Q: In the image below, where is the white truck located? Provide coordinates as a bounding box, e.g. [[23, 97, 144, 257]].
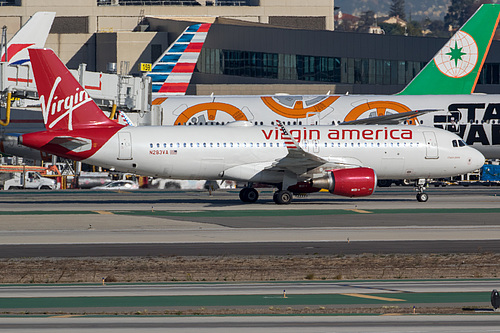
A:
[[4, 171, 56, 190]]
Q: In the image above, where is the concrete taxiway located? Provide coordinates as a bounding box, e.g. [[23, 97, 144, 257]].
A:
[[0, 187, 500, 256], [1, 280, 498, 298], [2, 315, 500, 333]]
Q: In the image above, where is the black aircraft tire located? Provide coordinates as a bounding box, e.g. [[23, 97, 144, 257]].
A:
[[274, 190, 293, 205], [239, 188, 250, 202], [416, 192, 429, 202], [239, 188, 258, 203]]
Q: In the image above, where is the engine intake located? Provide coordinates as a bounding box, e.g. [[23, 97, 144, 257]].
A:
[[311, 167, 376, 197]]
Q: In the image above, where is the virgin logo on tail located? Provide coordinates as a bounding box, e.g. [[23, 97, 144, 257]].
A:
[[41, 76, 94, 131]]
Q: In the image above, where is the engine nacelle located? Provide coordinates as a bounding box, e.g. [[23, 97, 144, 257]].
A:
[[310, 167, 376, 197]]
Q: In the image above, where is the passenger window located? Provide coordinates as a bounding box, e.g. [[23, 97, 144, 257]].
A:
[[150, 143, 153, 148]]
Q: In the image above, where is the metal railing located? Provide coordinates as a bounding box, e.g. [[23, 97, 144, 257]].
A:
[[97, 0, 257, 6], [98, 0, 202, 6]]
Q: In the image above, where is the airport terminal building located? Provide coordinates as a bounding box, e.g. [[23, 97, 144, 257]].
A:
[[0, 0, 499, 96]]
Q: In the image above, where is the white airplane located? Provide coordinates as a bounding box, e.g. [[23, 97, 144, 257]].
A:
[[0, 12, 55, 161], [19, 48, 485, 204], [153, 4, 500, 159], [1, 12, 56, 67]]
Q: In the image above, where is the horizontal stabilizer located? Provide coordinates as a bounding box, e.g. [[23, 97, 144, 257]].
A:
[[47, 136, 92, 153]]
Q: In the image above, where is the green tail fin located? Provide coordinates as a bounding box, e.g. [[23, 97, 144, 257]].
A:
[[399, 4, 500, 95]]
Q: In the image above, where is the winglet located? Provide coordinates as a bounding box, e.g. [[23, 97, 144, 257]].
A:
[[399, 4, 500, 95]]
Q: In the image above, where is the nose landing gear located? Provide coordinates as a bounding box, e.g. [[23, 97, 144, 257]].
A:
[[415, 179, 429, 202]]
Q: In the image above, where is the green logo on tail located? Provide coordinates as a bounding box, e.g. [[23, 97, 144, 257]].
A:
[[399, 4, 500, 95]]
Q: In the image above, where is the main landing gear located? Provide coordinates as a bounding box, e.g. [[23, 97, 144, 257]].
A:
[[239, 187, 259, 203], [273, 190, 293, 205], [238, 187, 294, 205], [415, 179, 429, 202]]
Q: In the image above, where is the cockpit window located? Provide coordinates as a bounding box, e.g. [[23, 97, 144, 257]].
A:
[[452, 139, 467, 147]]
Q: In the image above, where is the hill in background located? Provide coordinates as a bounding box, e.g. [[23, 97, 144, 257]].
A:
[[335, 0, 451, 20]]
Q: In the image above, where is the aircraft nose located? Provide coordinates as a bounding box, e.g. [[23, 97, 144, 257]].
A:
[[467, 147, 485, 171]]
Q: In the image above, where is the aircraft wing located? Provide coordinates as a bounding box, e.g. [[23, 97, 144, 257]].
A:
[[266, 120, 327, 174], [340, 109, 442, 125]]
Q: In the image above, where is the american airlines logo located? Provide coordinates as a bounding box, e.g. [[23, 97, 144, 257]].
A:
[[41, 76, 93, 131]]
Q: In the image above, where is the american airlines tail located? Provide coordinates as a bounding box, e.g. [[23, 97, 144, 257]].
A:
[[147, 23, 211, 103], [1, 12, 56, 66], [399, 4, 500, 95]]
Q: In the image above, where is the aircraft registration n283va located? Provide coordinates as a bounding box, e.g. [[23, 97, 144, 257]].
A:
[[20, 49, 485, 204]]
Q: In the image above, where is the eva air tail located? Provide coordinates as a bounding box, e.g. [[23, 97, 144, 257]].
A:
[[399, 4, 500, 95]]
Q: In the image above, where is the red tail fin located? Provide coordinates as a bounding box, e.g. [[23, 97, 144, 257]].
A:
[[28, 48, 121, 131]]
